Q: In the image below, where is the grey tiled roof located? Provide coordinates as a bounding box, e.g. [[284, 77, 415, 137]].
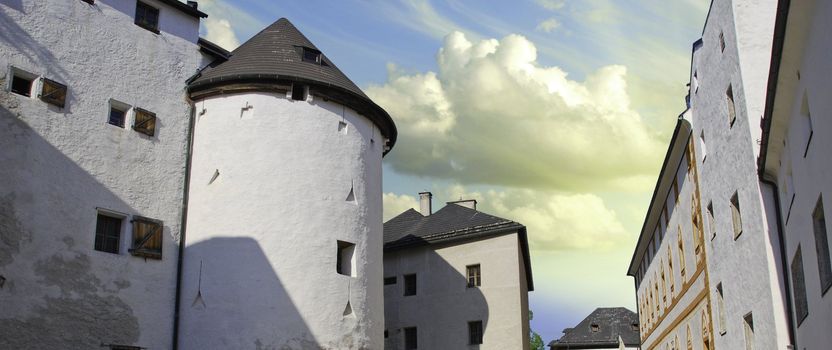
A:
[[549, 307, 640, 349], [383, 203, 534, 291], [187, 18, 397, 151]]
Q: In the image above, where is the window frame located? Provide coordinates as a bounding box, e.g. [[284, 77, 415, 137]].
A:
[[108, 99, 130, 128], [134, 1, 160, 33], [466, 264, 481, 288], [94, 210, 125, 255], [791, 245, 809, 325], [403, 273, 417, 296], [468, 320, 483, 345], [336, 240, 356, 277], [404, 326, 418, 350], [39, 77, 67, 108], [8, 67, 36, 97]]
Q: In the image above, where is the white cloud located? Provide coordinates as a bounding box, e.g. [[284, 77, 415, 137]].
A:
[[536, 18, 561, 33], [203, 17, 239, 51], [382, 192, 419, 221], [536, 0, 566, 11], [368, 32, 664, 191]]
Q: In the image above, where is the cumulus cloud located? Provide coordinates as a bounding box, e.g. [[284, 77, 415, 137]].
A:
[[368, 32, 665, 191], [536, 0, 566, 11], [382, 192, 419, 221], [536, 18, 561, 33], [203, 17, 239, 51]]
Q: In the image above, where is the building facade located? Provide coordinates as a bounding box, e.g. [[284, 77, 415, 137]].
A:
[[0, 1, 396, 349], [549, 307, 640, 350], [383, 194, 533, 350], [758, 0, 832, 348]]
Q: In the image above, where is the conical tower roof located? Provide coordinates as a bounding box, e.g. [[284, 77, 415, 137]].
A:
[[188, 18, 396, 151]]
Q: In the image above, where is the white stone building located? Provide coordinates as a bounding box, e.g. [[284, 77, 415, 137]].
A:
[[758, 0, 832, 349], [0, 1, 396, 349], [382, 193, 533, 350]]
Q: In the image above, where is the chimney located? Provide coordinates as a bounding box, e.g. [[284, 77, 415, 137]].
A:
[[419, 192, 432, 216], [447, 199, 477, 210], [187, 1, 198, 9]]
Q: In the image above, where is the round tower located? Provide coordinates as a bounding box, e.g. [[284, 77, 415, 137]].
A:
[[178, 18, 396, 349]]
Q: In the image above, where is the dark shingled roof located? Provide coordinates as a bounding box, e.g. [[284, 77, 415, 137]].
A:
[[549, 307, 640, 349], [158, 0, 208, 18], [383, 203, 534, 291], [187, 18, 397, 152]]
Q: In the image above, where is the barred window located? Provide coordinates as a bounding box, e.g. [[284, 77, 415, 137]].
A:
[[133, 108, 156, 137], [129, 216, 162, 259], [94, 212, 123, 254], [468, 320, 483, 345]]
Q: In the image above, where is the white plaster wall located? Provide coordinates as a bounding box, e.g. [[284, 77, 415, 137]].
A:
[[0, 1, 200, 349], [383, 232, 529, 350], [771, 1, 832, 348], [180, 91, 384, 349], [690, 0, 790, 349]]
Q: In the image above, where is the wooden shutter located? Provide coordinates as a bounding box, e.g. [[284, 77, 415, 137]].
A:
[[130, 216, 162, 259], [133, 108, 157, 137], [40, 78, 67, 108]]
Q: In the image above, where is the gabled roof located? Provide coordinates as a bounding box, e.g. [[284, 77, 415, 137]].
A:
[[549, 307, 640, 349], [383, 204, 534, 291], [187, 18, 397, 152]]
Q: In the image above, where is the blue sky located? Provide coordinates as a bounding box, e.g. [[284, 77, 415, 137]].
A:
[[197, 0, 709, 343]]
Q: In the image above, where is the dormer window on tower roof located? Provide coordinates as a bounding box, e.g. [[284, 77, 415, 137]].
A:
[[302, 47, 321, 63]]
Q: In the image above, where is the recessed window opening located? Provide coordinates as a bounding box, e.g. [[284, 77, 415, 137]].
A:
[[302, 47, 322, 64], [813, 196, 831, 293], [468, 320, 483, 345], [590, 323, 600, 332], [466, 264, 481, 288], [336, 240, 356, 277], [108, 100, 130, 128], [135, 1, 160, 33], [707, 202, 716, 240], [726, 85, 736, 127], [384, 276, 397, 285], [716, 283, 726, 335], [700, 131, 707, 162], [731, 192, 743, 239], [693, 70, 699, 93], [403, 273, 417, 296], [791, 245, 808, 325], [10, 68, 35, 97], [743, 312, 754, 350], [291, 84, 306, 101], [404, 327, 417, 350], [94, 211, 123, 254]]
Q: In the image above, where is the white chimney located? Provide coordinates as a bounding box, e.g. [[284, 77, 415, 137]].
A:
[[448, 199, 477, 210], [419, 192, 432, 216]]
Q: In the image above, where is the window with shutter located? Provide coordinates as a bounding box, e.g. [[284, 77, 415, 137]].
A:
[[39, 78, 67, 108], [133, 108, 157, 137], [791, 246, 808, 325], [94, 212, 123, 254], [813, 196, 832, 294], [731, 192, 742, 239], [129, 216, 162, 259]]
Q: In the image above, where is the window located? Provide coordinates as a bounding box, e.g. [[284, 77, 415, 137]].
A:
[[631, 323, 639, 331], [404, 274, 416, 296], [135, 1, 160, 33], [686, 324, 693, 350], [661, 263, 667, 304], [404, 327, 417, 350], [678, 226, 687, 281], [467, 264, 481, 287], [590, 323, 600, 332], [384, 330, 389, 338], [813, 196, 831, 293], [132, 108, 156, 137], [38, 78, 67, 108], [9, 68, 35, 97], [129, 216, 162, 259], [692, 196, 703, 258], [719, 32, 725, 52], [731, 192, 743, 239], [336, 240, 356, 277], [743, 313, 754, 350], [668, 248, 675, 297], [702, 310, 711, 350], [726, 85, 736, 127], [707, 202, 716, 240], [791, 246, 809, 325], [384, 276, 397, 285], [699, 131, 707, 162], [291, 84, 306, 101], [716, 283, 726, 335], [468, 321, 483, 345], [94, 212, 122, 254], [302, 47, 322, 63], [108, 100, 129, 128], [81, 0, 95, 4], [800, 92, 813, 157]]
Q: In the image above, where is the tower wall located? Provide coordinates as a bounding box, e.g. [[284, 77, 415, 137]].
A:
[[180, 90, 384, 349]]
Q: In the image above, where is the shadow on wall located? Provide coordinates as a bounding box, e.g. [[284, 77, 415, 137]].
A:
[[179, 237, 317, 349], [385, 239, 490, 350], [0, 7, 71, 83], [0, 104, 146, 348]]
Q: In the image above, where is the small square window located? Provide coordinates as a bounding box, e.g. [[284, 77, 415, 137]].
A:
[[466, 264, 481, 288], [10, 69, 35, 97], [135, 1, 160, 33], [129, 216, 163, 259], [108, 100, 129, 128], [404, 274, 417, 296], [384, 276, 397, 285], [468, 320, 483, 345], [95, 212, 123, 254], [133, 108, 156, 137], [404, 327, 417, 350], [336, 240, 356, 277], [291, 84, 306, 101]]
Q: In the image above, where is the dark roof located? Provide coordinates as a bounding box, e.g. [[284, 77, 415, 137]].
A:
[[187, 18, 396, 152], [383, 204, 534, 291], [197, 37, 231, 61], [549, 308, 640, 349], [158, 0, 208, 18]]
